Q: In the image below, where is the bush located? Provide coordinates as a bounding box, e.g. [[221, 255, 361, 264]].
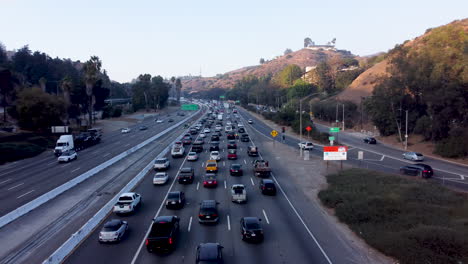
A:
[[434, 127, 468, 158], [0, 142, 46, 164], [319, 168, 468, 264]]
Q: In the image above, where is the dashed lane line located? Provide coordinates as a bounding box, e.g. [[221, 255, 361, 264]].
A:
[[8, 182, 24, 190], [17, 190, 34, 199], [262, 209, 270, 224]]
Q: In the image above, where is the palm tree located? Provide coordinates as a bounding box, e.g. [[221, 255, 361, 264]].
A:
[[60, 76, 72, 123], [83, 56, 102, 126], [170, 76, 176, 99], [175, 78, 182, 102]]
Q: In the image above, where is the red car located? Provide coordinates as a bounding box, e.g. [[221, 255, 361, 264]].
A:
[[203, 174, 218, 188], [227, 149, 237, 160], [227, 140, 237, 149]]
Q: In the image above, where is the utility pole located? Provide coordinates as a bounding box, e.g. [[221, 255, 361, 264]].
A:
[[342, 104, 345, 131], [405, 110, 408, 150], [335, 103, 338, 124]]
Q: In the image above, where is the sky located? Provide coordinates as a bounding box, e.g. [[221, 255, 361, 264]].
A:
[[1, 0, 466, 83]]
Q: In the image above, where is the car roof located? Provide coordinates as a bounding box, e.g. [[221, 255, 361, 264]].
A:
[[104, 219, 123, 228], [243, 217, 260, 223], [155, 172, 167, 175], [198, 243, 221, 259], [156, 157, 167, 161], [262, 179, 274, 184], [200, 200, 217, 207], [154, 215, 175, 223]]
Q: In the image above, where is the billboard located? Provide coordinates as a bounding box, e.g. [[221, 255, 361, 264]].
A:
[[323, 146, 348, 161]]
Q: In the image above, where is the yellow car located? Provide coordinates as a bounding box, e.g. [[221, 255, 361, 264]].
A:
[[205, 160, 218, 173]]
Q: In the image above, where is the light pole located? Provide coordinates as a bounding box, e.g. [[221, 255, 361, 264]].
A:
[[342, 104, 345, 131], [405, 110, 408, 150]]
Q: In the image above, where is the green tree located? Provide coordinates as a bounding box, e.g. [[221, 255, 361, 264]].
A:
[[284, 48, 293, 55], [83, 56, 102, 125], [259, 58, 265, 64], [175, 78, 182, 102], [16, 87, 65, 131], [315, 62, 334, 94], [287, 79, 317, 99], [274, 64, 303, 88], [0, 69, 16, 122]]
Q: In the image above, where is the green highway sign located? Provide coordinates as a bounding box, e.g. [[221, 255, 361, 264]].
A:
[[329, 136, 335, 141], [330, 127, 340, 133], [181, 104, 199, 111], [219, 95, 225, 99]]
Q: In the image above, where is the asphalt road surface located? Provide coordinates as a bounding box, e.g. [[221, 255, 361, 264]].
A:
[[0, 109, 194, 217], [238, 108, 468, 191], [65, 113, 356, 264]]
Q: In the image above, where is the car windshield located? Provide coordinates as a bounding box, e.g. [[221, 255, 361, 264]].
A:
[[168, 193, 179, 199], [102, 222, 120, 232], [231, 164, 241, 169], [416, 153, 423, 156], [207, 162, 217, 167], [245, 221, 260, 230], [155, 159, 166, 164], [155, 173, 166, 178]]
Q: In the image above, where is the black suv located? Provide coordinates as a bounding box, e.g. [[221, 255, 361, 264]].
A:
[[210, 143, 220, 152], [146, 216, 180, 253], [399, 164, 433, 178], [240, 217, 264, 242], [198, 200, 219, 224], [238, 127, 245, 133], [260, 179, 277, 195], [166, 191, 185, 209], [241, 134, 250, 142], [178, 168, 194, 184], [363, 137, 377, 144], [227, 132, 236, 140], [196, 243, 223, 264]]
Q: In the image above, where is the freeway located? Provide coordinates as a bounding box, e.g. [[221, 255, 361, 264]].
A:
[[64, 111, 365, 264], [238, 108, 468, 191], [0, 109, 194, 217]]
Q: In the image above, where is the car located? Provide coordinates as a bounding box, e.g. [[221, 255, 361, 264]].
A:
[[190, 128, 198, 135], [196, 243, 224, 264], [230, 164, 243, 176], [210, 135, 220, 142], [248, 119, 253, 124], [224, 126, 232, 133], [298, 142, 314, 150], [57, 150, 78, 163], [403, 152, 424, 161], [215, 125, 222, 132], [187, 152, 198, 161], [98, 219, 128, 243], [121, 127, 131, 133], [155, 119, 163, 123], [259, 179, 276, 195], [113, 192, 142, 214], [227, 132, 236, 140], [400, 164, 433, 178], [146, 216, 180, 253], [199, 133, 206, 138], [182, 136, 192, 145], [240, 217, 263, 242], [210, 143, 220, 152], [194, 138, 204, 144], [238, 127, 245, 133], [206, 160, 218, 173], [203, 128, 211, 133], [238, 123, 244, 128], [231, 184, 247, 203], [227, 149, 237, 160], [154, 157, 170, 170], [139, 125, 148, 130], [166, 191, 185, 209], [210, 151, 221, 161], [153, 172, 169, 185], [241, 134, 250, 142], [168, 119, 174, 122], [178, 167, 194, 184], [203, 174, 218, 188], [198, 200, 219, 224], [363, 137, 377, 144], [227, 140, 237, 149], [171, 145, 185, 158]]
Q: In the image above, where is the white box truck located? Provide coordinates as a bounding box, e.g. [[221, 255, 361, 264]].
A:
[[54, 135, 74, 156]]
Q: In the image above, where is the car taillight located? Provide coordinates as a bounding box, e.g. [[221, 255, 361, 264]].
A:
[[213, 181, 217, 184], [199, 214, 203, 217], [423, 170, 428, 172], [212, 214, 218, 217], [203, 181, 207, 184], [145, 239, 149, 245], [168, 238, 173, 244]]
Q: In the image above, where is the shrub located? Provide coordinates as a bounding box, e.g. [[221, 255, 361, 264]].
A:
[[0, 142, 46, 164]]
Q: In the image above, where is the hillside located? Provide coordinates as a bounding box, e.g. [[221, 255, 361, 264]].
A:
[[337, 18, 468, 104], [183, 48, 356, 93]]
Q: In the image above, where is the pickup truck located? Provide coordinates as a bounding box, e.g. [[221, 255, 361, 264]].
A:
[[231, 184, 247, 203], [146, 215, 180, 253], [253, 160, 271, 178], [298, 142, 314, 150], [247, 146, 259, 157], [113, 192, 142, 214]]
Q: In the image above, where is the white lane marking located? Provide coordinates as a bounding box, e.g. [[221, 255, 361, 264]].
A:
[[222, 149, 225, 152], [60, 163, 71, 168], [227, 215, 231, 231], [250, 177, 255, 186], [188, 216, 193, 232], [0, 178, 12, 185], [201, 162, 205, 167], [125, 143, 131, 147], [71, 167, 81, 173], [103, 153, 111, 158], [92, 150, 99, 154], [197, 182, 200, 190], [223, 161, 225, 166], [460, 175, 465, 180], [8, 182, 24, 190], [380, 155, 385, 161], [262, 209, 270, 224], [244, 159, 247, 164], [205, 149, 208, 153], [47, 161, 56, 166], [17, 190, 34, 199], [224, 180, 227, 189]]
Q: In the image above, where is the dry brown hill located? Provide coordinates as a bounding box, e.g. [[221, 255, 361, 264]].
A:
[[183, 48, 356, 93], [337, 18, 468, 104]]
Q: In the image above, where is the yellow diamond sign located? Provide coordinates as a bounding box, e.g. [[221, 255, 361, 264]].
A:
[[270, 130, 278, 137]]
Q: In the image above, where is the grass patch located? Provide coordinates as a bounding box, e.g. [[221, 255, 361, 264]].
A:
[[0, 133, 56, 164], [318, 168, 468, 264]]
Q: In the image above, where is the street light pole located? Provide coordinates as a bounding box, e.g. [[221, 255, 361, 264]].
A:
[[342, 104, 345, 131], [405, 110, 408, 150]]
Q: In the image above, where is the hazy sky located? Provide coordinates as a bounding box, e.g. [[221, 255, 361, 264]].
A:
[[1, 0, 466, 82]]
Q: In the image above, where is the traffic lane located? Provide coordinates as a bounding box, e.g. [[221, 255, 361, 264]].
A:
[[66, 114, 206, 264], [0, 112, 201, 216], [64, 141, 190, 264]]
